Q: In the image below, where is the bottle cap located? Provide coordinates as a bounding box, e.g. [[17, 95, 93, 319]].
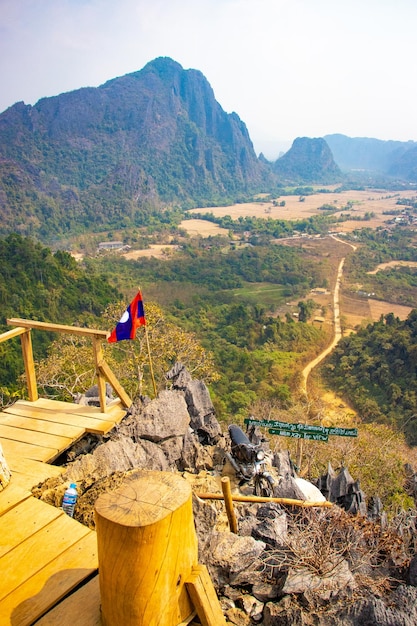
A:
[[69, 483, 77, 488]]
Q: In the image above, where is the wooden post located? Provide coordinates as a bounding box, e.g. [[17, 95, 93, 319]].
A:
[[92, 335, 107, 413], [221, 476, 238, 533], [185, 565, 227, 626], [95, 471, 198, 626], [96, 358, 132, 408], [20, 329, 38, 401], [0, 442, 11, 491]]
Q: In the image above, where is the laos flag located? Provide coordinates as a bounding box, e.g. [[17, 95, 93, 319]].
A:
[[107, 291, 146, 342]]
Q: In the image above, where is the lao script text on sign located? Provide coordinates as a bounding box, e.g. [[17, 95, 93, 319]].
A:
[[244, 418, 358, 438], [268, 428, 329, 442]]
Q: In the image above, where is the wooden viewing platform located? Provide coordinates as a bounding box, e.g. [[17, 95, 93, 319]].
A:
[[0, 399, 129, 625], [0, 319, 132, 625], [0, 319, 224, 626]]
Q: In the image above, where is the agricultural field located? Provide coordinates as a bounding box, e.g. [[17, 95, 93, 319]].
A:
[[341, 293, 413, 331], [190, 189, 417, 232], [123, 244, 180, 260], [178, 218, 229, 237]]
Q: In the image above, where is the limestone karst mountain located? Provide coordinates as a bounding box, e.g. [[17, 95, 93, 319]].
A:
[[0, 57, 343, 241]]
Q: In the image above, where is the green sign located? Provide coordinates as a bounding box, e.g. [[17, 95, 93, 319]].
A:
[[244, 418, 357, 439], [268, 428, 328, 442]]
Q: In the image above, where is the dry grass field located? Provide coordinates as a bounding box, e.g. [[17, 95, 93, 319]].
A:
[[368, 260, 417, 274], [368, 299, 413, 321], [122, 244, 179, 260], [179, 218, 230, 237], [190, 189, 417, 232]]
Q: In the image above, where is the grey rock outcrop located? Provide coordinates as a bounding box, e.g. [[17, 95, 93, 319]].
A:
[[37, 367, 417, 626], [167, 362, 222, 443], [74, 382, 114, 407], [204, 531, 266, 589], [125, 388, 190, 442], [317, 463, 367, 515]]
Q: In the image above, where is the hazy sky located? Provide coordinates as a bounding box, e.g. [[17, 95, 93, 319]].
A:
[[1, 0, 416, 158]]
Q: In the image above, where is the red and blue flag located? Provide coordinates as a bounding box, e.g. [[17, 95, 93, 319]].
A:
[[107, 290, 146, 343]]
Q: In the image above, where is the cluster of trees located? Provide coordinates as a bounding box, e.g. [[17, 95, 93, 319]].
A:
[[0, 234, 119, 394], [0, 233, 331, 418], [343, 228, 417, 306], [323, 311, 417, 445], [188, 211, 339, 239], [89, 242, 331, 417]]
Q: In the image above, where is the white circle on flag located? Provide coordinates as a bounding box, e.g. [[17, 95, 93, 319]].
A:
[[119, 311, 129, 323]]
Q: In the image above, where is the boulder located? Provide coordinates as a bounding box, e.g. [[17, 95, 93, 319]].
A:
[[167, 361, 221, 443], [179, 430, 219, 472], [65, 435, 170, 486], [280, 559, 356, 596], [294, 477, 326, 503], [75, 382, 114, 406], [125, 389, 190, 442], [204, 531, 266, 590], [251, 582, 281, 603], [273, 474, 307, 500], [241, 503, 288, 548]]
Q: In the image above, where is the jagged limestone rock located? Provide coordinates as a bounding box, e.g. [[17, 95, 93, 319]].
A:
[[280, 559, 356, 596], [332, 585, 417, 626], [239, 503, 288, 549], [65, 436, 170, 485], [204, 531, 266, 590], [167, 361, 221, 443], [125, 389, 190, 442]]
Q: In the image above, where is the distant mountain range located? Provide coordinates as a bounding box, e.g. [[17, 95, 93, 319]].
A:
[[0, 57, 415, 241], [324, 134, 417, 180]]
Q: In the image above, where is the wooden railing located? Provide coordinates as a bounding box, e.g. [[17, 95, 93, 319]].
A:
[[2, 318, 132, 412]]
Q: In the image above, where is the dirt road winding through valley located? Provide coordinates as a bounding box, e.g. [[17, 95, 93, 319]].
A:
[[301, 236, 357, 394]]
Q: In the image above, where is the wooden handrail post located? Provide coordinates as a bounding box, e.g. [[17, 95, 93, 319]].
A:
[[6, 318, 132, 409], [221, 476, 238, 533], [92, 336, 107, 413], [20, 329, 38, 402]]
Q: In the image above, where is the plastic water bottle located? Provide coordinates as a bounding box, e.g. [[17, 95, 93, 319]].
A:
[[62, 483, 78, 517]]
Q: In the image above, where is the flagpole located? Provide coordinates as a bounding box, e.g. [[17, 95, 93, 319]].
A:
[[145, 323, 157, 398], [138, 286, 157, 398]]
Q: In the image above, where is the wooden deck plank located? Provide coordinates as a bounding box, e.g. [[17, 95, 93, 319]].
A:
[[7, 457, 63, 487], [0, 423, 73, 451], [0, 412, 85, 440], [0, 533, 98, 626], [35, 575, 102, 626], [0, 511, 91, 601], [0, 483, 32, 516], [4, 404, 118, 435], [0, 438, 58, 463], [0, 496, 64, 558], [17, 398, 125, 420]]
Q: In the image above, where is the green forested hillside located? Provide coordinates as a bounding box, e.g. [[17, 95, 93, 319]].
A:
[[323, 311, 417, 445], [343, 228, 417, 306], [0, 58, 274, 240], [89, 242, 332, 417], [0, 234, 119, 388], [0, 233, 332, 417]]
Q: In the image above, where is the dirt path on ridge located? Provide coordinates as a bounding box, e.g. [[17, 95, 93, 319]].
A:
[[301, 236, 357, 397]]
